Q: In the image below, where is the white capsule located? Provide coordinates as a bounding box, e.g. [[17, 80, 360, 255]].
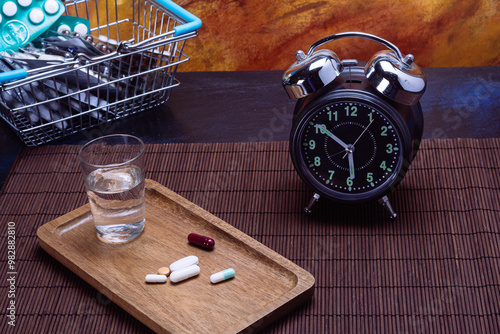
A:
[[74, 23, 89, 35], [98, 35, 109, 43], [169, 255, 198, 272], [29, 9, 45, 24], [210, 268, 235, 284], [145, 274, 167, 283], [44, 0, 60, 15], [57, 24, 71, 34], [2, 2, 17, 17], [18, 0, 32, 7], [169, 265, 200, 283]]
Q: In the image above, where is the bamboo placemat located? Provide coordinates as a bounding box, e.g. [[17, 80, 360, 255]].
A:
[[1, 138, 499, 333]]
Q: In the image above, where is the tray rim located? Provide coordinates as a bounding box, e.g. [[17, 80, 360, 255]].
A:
[[37, 179, 315, 333]]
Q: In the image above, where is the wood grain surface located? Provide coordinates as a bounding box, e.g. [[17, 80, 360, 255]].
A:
[[37, 179, 315, 333], [1, 139, 499, 333]]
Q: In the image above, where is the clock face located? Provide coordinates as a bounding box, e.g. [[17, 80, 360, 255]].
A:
[[293, 97, 406, 202]]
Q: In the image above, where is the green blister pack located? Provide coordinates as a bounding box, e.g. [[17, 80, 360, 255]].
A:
[[47, 15, 91, 36], [0, 0, 65, 52]]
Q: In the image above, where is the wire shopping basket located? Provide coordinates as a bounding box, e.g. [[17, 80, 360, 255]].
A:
[[0, 0, 201, 146]]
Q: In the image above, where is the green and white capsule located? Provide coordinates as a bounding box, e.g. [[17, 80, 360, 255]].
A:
[[210, 268, 235, 284]]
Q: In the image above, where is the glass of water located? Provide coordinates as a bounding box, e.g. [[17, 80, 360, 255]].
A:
[[78, 134, 146, 243]]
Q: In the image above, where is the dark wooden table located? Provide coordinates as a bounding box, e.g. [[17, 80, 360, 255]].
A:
[[1, 68, 499, 189], [0, 68, 499, 333]]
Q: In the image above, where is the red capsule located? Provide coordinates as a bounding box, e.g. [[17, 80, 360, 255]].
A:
[[188, 233, 215, 250]]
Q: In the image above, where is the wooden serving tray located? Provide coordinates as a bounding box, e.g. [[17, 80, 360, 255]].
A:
[[37, 179, 315, 333]]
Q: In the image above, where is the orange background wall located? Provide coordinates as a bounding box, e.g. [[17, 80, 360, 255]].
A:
[[96, 0, 499, 71], [179, 0, 499, 71]]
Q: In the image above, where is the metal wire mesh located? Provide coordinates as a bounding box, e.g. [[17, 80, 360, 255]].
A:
[[0, 0, 197, 146]]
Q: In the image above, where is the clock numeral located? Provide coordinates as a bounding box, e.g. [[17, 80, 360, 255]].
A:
[[368, 112, 373, 123], [380, 160, 387, 170], [345, 105, 357, 117], [328, 170, 335, 180], [381, 126, 388, 136], [315, 124, 327, 134], [366, 172, 373, 182], [346, 177, 353, 187], [386, 143, 393, 154], [309, 140, 316, 150], [314, 156, 321, 166], [327, 110, 338, 121]]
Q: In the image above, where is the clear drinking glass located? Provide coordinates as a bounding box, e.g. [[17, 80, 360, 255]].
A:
[[78, 134, 146, 243]]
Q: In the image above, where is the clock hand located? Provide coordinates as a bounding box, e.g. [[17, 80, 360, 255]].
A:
[[328, 150, 346, 159], [342, 119, 374, 159], [316, 124, 348, 149], [352, 119, 374, 148], [348, 149, 355, 179]]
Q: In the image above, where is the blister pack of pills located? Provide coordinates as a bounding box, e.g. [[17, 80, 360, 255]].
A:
[[49, 15, 91, 36], [0, 0, 65, 52]]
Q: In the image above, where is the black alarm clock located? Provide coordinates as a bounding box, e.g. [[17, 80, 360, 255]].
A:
[[282, 32, 426, 218]]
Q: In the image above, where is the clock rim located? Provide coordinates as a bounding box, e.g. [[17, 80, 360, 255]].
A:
[[290, 89, 413, 203]]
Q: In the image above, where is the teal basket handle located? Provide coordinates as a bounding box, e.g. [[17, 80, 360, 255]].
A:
[[0, 69, 27, 84], [155, 0, 202, 36]]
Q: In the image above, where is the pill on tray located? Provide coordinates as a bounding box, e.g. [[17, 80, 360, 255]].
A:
[[169, 255, 198, 272], [188, 233, 215, 250], [145, 274, 167, 283], [157, 267, 171, 276], [170, 265, 200, 283], [210, 268, 235, 284]]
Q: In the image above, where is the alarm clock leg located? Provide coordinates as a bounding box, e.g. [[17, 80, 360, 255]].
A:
[[304, 193, 321, 214], [378, 195, 397, 220]]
